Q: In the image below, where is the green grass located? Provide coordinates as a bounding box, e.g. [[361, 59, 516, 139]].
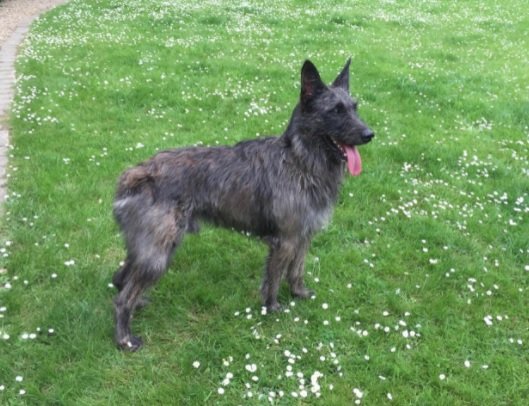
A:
[[1, 0, 529, 403]]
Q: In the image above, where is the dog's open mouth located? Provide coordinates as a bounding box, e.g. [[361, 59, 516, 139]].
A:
[[330, 137, 362, 176]]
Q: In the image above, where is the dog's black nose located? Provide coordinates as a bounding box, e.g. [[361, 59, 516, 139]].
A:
[[361, 128, 374, 142]]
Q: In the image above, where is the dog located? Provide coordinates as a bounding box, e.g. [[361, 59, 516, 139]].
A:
[[112, 59, 374, 351]]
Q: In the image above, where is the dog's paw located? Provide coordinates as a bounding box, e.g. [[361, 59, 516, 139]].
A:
[[117, 335, 143, 352], [266, 302, 283, 313], [291, 287, 315, 300]]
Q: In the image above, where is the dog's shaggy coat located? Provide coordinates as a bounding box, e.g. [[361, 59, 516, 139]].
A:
[[113, 59, 374, 350]]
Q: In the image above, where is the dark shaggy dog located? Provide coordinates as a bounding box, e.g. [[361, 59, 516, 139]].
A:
[[112, 59, 374, 350]]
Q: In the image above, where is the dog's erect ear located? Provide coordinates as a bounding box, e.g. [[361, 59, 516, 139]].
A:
[[301, 60, 325, 106], [332, 58, 351, 91]]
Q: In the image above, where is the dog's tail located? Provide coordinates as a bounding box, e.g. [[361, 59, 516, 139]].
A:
[[116, 166, 154, 198], [113, 165, 156, 223]]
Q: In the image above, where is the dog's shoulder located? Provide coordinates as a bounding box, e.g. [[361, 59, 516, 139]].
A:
[[228, 135, 283, 159]]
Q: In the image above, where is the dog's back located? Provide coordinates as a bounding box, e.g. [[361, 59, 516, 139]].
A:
[[114, 133, 335, 240]]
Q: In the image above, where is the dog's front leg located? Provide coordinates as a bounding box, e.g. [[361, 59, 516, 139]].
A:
[[286, 238, 313, 299], [261, 238, 297, 311]]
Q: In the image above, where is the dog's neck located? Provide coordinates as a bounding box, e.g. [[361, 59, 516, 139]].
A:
[[282, 104, 344, 180]]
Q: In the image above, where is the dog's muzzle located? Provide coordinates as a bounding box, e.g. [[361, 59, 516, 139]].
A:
[[361, 128, 375, 143]]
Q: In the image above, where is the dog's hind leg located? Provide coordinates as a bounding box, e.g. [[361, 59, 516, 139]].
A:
[[112, 258, 132, 292], [114, 204, 187, 351], [112, 259, 150, 309], [114, 275, 147, 351], [286, 239, 313, 299]]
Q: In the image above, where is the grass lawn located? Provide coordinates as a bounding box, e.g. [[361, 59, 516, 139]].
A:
[[1, 0, 529, 403]]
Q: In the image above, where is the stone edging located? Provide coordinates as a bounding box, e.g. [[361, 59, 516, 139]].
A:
[[0, 0, 69, 205]]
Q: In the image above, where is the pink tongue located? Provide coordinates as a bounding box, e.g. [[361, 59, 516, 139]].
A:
[[344, 145, 362, 176]]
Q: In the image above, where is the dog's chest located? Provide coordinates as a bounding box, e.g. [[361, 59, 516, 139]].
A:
[[272, 180, 337, 237], [304, 203, 334, 234]]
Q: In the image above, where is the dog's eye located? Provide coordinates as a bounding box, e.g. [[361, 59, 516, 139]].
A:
[[333, 103, 345, 114], [352, 101, 358, 111]]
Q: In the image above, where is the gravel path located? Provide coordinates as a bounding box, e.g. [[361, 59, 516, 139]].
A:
[[0, 0, 68, 44], [0, 0, 69, 204]]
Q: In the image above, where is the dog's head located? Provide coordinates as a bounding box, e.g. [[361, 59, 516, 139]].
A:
[[299, 59, 374, 176]]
